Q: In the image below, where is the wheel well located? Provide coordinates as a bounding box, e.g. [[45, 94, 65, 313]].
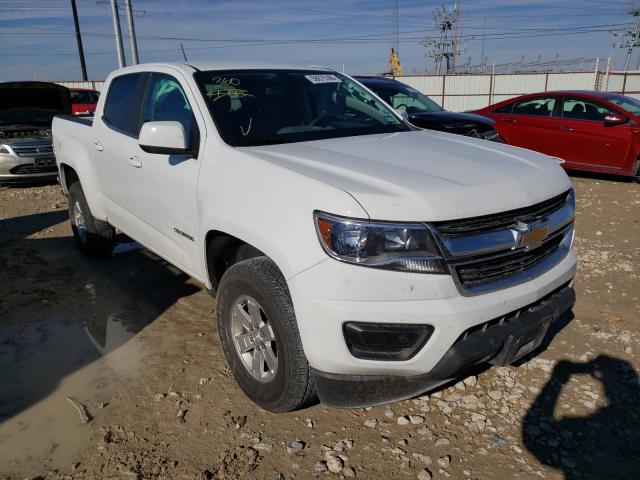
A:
[[61, 164, 80, 191], [205, 231, 265, 293]]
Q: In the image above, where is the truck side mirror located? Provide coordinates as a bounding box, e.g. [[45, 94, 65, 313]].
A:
[[139, 121, 192, 155]]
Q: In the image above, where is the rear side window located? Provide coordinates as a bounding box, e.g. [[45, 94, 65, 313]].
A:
[[492, 102, 514, 114], [512, 97, 557, 117], [562, 97, 616, 121], [103, 73, 144, 136], [141, 73, 199, 150]]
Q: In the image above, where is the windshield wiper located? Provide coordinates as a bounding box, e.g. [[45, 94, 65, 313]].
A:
[[233, 137, 294, 147]]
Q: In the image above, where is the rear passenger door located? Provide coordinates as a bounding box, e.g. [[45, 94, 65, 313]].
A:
[[125, 71, 205, 276], [92, 72, 148, 226]]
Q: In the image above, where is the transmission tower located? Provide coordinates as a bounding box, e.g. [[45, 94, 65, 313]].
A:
[[422, 3, 469, 74], [612, 3, 640, 71]]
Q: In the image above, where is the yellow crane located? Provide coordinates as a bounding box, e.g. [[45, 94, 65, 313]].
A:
[[389, 48, 403, 76]]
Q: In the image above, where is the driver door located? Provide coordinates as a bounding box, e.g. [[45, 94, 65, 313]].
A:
[[125, 70, 205, 277]]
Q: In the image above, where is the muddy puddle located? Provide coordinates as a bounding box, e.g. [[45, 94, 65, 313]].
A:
[[0, 310, 147, 475]]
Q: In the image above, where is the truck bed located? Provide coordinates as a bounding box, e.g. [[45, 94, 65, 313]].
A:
[[55, 114, 93, 127]]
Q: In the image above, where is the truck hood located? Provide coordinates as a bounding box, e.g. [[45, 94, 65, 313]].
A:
[[241, 130, 571, 222]]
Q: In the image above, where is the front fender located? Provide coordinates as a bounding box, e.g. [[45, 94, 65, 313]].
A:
[[196, 147, 368, 288]]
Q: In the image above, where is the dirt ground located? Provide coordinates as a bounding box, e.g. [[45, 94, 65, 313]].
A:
[[0, 175, 638, 480]]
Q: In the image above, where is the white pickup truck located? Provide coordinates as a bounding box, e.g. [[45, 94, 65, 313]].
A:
[[52, 63, 576, 412]]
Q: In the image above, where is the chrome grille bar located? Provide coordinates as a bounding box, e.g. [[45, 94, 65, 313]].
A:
[[430, 189, 575, 296]]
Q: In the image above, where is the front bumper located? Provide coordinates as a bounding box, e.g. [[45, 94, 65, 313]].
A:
[[0, 155, 57, 183], [312, 285, 575, 407]]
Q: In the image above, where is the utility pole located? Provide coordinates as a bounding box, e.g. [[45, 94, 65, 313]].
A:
[[626, 11, 640, 71], [612, 8, 640, 71], [480, 15, 486, 73], [124, 0, 139, 64], [110, 0, 126, 68], [393, 0, 400, 56], [70, 0, 88, 80]]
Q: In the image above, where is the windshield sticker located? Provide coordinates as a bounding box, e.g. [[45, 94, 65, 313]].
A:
[[305, 74, 342, 84]]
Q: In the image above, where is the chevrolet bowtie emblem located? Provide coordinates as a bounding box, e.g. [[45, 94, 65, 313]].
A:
[[511, 221, 547, 251]]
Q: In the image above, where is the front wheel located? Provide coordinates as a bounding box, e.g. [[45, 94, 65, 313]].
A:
[[216, 257, 316, 412], [68, 182, 115, 257]]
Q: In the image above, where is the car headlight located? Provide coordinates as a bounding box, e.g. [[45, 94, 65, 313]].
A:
[[314, 211, 446, 273]]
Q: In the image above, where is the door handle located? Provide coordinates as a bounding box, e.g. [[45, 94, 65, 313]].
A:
[[560, 126, 573, 132], [501, 118, 517, 124], [93, 141, 104, 151], [128, 156, 142, 168]]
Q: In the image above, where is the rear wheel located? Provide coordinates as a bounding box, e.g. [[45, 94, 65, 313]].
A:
[[68, 182, 115, 257], [216, 257, 316, 412]]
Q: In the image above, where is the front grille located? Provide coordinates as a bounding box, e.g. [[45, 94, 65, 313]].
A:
[[9, 161, 57, 175], [431, 189, 574, 295], [9, 140, 54, 159], [455, 234, 564, 288], [433, 191, 570, 237]]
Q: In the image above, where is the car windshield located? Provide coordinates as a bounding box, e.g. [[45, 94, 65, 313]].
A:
[[70, 90, 99, 104], [195, 70, 409, 147], [362, 81, 443, 115], [607, 94, 640, 116]]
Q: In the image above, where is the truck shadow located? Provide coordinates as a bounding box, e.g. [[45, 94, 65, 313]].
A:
[[522, 355, 640, 480], [0, 209, 201, 424]]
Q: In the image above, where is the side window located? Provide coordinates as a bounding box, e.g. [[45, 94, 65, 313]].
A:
[[141, 73, 199, 150], [492, 102, 514, 114], [562, 97, 616, 121], [512, 97, 557, 117], [103, 74, 143, 136]]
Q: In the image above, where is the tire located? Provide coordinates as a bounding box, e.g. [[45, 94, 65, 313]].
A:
[[68, 182, 115, 257], [216, 256, 316, 412]]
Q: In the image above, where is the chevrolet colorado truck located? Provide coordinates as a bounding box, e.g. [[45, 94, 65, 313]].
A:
[[52, 63, 577, 412], [1, 81, 71, 183]]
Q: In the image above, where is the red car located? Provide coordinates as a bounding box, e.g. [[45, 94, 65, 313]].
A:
[[474, 91, 640, 178], [68, 87, 100, 116]]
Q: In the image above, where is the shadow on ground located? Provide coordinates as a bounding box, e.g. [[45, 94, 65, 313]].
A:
[[523, 355, 640, 480], [0, 209, 201, 424]]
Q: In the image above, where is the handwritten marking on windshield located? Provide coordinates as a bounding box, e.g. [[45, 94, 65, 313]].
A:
[[207, 89, 254, 102]]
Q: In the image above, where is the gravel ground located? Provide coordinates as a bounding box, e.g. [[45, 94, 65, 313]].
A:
[[0, 175, 638, 480]]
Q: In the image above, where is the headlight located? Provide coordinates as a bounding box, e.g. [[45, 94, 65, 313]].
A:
[[314, 212, 446, 273]]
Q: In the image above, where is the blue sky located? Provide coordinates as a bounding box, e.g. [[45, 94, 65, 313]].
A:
[[0, 0, 636, 81]]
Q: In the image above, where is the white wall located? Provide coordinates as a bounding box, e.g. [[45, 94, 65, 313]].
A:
[[397, 71, 601, 111], [56, 81, 105, 92]]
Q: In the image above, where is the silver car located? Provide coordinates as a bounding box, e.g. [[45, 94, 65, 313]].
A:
[[0, 82, 71, 183]]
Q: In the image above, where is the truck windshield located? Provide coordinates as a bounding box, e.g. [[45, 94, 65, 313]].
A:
[[195, 70, 410, 146]]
